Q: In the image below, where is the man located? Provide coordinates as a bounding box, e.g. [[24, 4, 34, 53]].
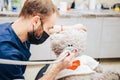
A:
[[0, 0, 86, 80]]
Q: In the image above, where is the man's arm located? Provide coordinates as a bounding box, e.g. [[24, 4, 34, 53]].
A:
[[39, 50, 75, 80], [39, 64, 61, 80], [49, 24, 87, 34], [0, 42, 26, 79]]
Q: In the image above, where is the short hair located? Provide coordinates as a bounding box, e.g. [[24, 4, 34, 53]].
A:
[[19, 0, 58, 19]]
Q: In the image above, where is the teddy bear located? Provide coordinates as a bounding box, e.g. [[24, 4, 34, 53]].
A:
[[49, 29, 120, 80], [35, 29, 120, 80]]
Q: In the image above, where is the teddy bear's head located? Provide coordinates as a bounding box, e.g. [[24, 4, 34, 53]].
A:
[[50, 29, 87, 57]]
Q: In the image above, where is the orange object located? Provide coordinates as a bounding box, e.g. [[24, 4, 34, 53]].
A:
[[67, 60, 80, 70], [67, 7, 71, 11]]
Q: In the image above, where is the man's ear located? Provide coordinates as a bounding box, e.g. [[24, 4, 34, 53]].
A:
[[32, 16, 41, 29]]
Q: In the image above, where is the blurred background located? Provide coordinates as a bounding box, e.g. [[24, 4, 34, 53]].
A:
[[0, 0, 120, 79], [0, 0, 120, 12], [0, 0, 120, 60]]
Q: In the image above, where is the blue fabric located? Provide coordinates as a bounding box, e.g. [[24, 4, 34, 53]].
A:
[[0, 23, 31, 80]]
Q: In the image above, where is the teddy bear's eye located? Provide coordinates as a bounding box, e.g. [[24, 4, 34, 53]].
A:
[[68, 44, 71, 47], [68, 44, 73, 47]]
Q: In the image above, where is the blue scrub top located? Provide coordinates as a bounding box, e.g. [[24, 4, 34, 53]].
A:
[[0, 23, 31, 80]]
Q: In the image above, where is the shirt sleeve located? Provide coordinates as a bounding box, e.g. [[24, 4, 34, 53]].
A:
[[0, 41, 25, 79]]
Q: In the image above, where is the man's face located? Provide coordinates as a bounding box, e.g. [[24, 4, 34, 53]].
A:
[[42, 13, 57, 35], [33, 13, 57, 38], [28, 13, 57, 44]]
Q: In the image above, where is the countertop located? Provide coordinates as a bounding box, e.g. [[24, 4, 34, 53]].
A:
[[0, 9, 120, 17], [59, 9, 120, 18], [0, 11, 19, 17]]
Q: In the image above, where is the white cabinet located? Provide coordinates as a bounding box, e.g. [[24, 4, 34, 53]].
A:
[[0, 17, 17, 23], [29, 38, 56, 60], [100, 17, 120, 58], [82, 17, 103, 58], [1, 16, 120, 60], [56, 17, 103, 58]]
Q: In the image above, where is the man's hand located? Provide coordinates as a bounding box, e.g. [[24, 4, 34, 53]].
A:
[[72, 24, 87, 32], [55, 50, 75, 70], [39, 50, 75, 80], [49, 24, 87, 34]]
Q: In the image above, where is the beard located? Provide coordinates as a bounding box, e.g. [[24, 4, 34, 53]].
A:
[[28, 23, 49, 44], [33, 24, 44, 38]]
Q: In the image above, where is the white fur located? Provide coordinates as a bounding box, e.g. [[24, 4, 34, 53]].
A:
[[50, 29, 87, 56]]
